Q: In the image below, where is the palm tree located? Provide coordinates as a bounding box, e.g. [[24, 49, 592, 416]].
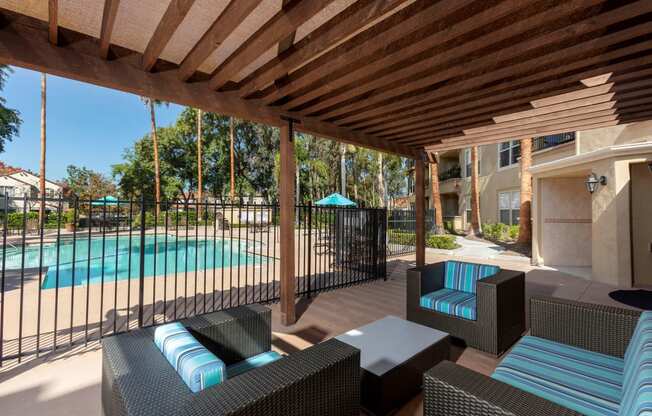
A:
[[470, 146, 482, 235], [140, 97, 166, 216], [429, 155, 444, 234], [517, 138, 533, 243], [196, 109, 203, 218], [340, 143, 346, 196], [377, 152, 385, 207], [229, 116, 236, 201], [39, 73, 47, 228]]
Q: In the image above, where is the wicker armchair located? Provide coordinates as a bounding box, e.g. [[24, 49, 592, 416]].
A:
[[423, 297, 642, 415], [102, 304, 360, 416], [407, 261, 525, 355]]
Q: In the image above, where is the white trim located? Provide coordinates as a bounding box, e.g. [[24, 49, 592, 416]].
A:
[[530, 142, 652, 174]]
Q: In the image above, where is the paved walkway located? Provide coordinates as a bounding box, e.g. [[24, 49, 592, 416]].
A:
[[427, 236, 530, 263]]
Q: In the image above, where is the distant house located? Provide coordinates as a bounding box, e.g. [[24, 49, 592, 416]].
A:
[[0, 170, 64, 212]]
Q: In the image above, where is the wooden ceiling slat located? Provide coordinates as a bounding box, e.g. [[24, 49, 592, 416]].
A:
[[48, 0, 57, 46], [99, 0, 121, 59], [530, 83, 615, 108], [208, 0, 335, 91], [293, 0, 609, 116], [336, 35, 652, 129], [406, 95, 652, 146], [493, 93, 617, 123], [425, 120, 622, 152], [351, 54, 652, 137], [259, 0, 477, 106], [278, 0, 535, 111], [316, 1, 652, 121], [178, 0, 262, 82], [237, 0, 409, 99], [142, 0, 196, 72]]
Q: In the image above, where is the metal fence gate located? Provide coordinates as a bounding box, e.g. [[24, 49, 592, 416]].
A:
[[387, 208, 435, 257], [0, 196, 386, 364]]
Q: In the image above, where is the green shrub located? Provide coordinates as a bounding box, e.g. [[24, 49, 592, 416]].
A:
[[508, 225, 519, 240], [483, 223, 508, 240], [426, 234, 459, 250]]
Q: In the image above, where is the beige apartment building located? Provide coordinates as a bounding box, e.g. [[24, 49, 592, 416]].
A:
[[409, 120, 652, 288]]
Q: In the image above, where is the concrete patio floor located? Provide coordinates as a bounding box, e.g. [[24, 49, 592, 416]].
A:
[[0, 252, 637, 416]]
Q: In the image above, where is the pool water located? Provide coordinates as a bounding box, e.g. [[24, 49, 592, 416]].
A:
[[2, 235, 265, 289]]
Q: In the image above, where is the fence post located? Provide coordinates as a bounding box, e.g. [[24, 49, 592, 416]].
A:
[[307, 201, 312, 298], [138, 196, 146, 327]]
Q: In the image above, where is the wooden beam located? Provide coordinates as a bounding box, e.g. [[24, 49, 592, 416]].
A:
[[260, 0, 478, 106], [208, 0, 334, 91], [292, 0, 603, 115], [48, 0, 57, 45], [335, 35, 652, 128], [316, 2, 652, 121], [279, 119, 296, 326], [142, 0, 196, 71], [0, 16, 414, 158], [493, 93, 616, 123], [99, 0, 120, 59], [414, 156, 425, 266], [355, 57, 652, 136], [529, 83, 615, 108], [237, 0, 409, 98], [178, 0, 261, 81]]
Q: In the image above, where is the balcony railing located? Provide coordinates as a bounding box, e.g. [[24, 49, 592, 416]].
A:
[[532, 132, 575, 152], [439, 165, 461, 181]]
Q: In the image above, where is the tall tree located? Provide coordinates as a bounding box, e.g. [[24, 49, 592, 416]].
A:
[[64, 165, 116, 200], [340, 143, 346, 196], [377, 153, 385, 207], [429, 155, 444, 234], [229, 116, 236, 201], [517, 138, 533, 243], [197, 109, 203, 216], [0, 65, 21, 153], [39, 73, 47, 227], [470, 146, 482, 235], [140, 97, 166, 215]]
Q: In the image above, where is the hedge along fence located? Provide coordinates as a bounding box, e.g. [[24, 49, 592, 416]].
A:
[[388, 230, 460, 250]]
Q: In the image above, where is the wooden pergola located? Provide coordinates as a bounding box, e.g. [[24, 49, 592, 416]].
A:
[[0, 0, 650, 324]]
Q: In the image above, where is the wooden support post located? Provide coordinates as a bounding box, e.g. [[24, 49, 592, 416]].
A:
[[415, 156, 426, 266], [279, 118, 296, 326]]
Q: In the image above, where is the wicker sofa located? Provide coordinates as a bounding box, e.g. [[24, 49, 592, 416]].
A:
[[102, 304, 361, 416], [407, 261, 525, 355], [424, 297, 646, 416]]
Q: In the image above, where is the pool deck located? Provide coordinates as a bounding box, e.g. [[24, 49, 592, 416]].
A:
[[0, 251, 635, 416]]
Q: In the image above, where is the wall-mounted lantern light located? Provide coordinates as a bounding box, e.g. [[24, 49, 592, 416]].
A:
[[585, 172, 607, 194]]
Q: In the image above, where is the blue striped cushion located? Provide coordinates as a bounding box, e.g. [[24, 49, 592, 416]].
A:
[[492, 336, 623, 416], [620, 311, 652, 416], [420, 288, 477, 320], [226, 351, 282, 378], [444, 261, 499, 294], [154, 323, 226, 393]]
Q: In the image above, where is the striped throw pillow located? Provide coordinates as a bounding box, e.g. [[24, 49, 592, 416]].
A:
[[620, 311, 652, 415], [444, 261, 500, 294], [154, 322, 226, 393]]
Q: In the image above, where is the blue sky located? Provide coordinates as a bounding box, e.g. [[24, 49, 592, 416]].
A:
[[1, 66, 185, 180]]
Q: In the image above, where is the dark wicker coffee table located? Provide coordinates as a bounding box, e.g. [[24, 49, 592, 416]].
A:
[[336, 316, 450, 415]]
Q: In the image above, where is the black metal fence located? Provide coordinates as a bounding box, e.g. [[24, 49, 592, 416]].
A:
[[0, 196, 386, 365], [387, 208, 435, 257]]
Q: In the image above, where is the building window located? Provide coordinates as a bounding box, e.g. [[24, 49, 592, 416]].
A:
[[0, 186, 15, 197], [499, 190, 520, 225], [463, 148, 480, 177], [465, 195, 471, 223], [498, 141, 521, 169]]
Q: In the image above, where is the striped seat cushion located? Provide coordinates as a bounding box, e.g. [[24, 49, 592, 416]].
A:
[[420, 288, 477, 320], [492, 336, 624, 416], [226, 351, 283, 378], [444, 261, 499, 294], [620, 311, 652, 416], [154, 322, 226, 393]]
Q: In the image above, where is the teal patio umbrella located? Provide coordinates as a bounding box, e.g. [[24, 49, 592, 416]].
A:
[[91, 195, 119, 206], [315, 193, 357, 207]]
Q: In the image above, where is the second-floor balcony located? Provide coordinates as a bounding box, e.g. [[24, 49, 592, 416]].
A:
[[532, 132, 575, 152]]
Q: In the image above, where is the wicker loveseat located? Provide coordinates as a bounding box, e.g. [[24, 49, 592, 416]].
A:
[[102, 304, 361, 416], [424, 297, 648, 416], [407, 260, 525, 355]]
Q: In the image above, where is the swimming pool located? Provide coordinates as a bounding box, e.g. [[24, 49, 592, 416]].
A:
[[2, 235, 266, 289]]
